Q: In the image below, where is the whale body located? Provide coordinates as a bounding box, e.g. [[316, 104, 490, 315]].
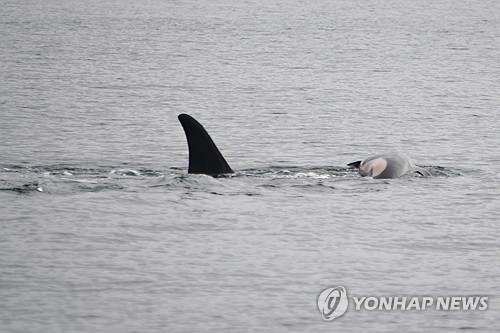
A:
[[347, 153, 431, 179], [178, 114, 430, 179]]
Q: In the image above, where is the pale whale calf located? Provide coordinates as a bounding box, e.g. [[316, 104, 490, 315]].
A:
[[347, 153, 431, 179], [178, 114, 430, 179]]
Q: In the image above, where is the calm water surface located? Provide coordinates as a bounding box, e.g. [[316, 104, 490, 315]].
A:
[[1, 0, 499, 332]]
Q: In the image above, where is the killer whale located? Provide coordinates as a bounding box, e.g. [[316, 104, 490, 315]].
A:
[[178, 114, 233, 175], [347, 153, 431, 179], [178, 114, 429, 179]]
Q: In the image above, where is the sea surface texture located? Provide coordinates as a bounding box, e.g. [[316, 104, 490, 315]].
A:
[[1, 0, 499, 332]]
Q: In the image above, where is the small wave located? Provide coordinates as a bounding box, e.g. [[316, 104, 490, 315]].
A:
[[110, 169, 141, 176], [237, 166, 351, 179], [419, 165, 462, 177], [0, 182, 43, 194], [0, 164, 108, 176], [75, 183, 125, 192]]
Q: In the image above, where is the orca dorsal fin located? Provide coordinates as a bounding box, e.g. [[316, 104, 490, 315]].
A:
[[178, 114, 234, 175]]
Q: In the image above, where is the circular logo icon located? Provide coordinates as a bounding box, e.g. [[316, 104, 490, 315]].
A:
[[317, 286, 348, 321]]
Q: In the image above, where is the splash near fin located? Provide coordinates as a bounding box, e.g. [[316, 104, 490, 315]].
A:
[[178, 114, 234, 175]]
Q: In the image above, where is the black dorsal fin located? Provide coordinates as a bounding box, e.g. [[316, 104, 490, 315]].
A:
[[178, 114, 234, 175]]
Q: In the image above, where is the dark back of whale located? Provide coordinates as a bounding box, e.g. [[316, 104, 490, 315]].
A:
[[178, 114, 234, 175]]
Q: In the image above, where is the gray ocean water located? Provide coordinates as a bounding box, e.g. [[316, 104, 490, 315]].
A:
[[1, 0, 499, 332]]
